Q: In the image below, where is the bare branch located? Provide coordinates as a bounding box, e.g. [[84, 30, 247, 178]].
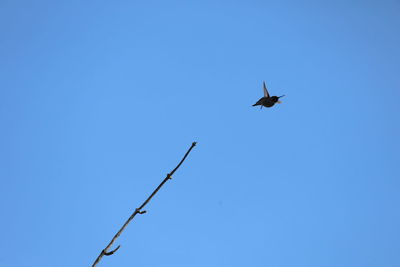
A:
[[103, 245, 120, 256], [92, 142, 197, 267]]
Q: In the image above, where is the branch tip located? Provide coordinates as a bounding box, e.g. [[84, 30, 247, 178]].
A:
[[135, 208, 147, 214], [103, 245, 121, 256]]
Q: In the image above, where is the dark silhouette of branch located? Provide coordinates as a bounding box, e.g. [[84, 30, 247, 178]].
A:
[[102, 245, 120, 256], [92, 142, 197, 267]]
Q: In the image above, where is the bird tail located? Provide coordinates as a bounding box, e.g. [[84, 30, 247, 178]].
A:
[[252, 103, 258, 106]]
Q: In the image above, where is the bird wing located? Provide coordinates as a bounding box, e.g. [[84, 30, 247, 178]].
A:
[[263, 81, 270, 97]]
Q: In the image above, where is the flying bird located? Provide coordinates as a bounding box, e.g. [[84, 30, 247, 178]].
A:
[[252, 81, 285, 109]]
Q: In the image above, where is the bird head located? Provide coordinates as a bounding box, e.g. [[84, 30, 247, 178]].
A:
[[276, 95, 285, 104]]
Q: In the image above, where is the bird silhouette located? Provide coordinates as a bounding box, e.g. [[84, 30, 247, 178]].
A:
[[252, 81, 285, 109]]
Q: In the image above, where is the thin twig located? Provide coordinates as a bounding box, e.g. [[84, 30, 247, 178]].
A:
[[92, 142, 197, 267]]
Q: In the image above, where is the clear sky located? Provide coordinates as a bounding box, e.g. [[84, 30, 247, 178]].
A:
[[1, 1, 399, 267]]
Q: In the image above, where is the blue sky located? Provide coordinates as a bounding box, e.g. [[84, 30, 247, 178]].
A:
[[1, 1, 400, 267]]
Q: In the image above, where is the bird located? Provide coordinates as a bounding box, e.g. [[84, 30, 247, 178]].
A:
[[252, 81, 285, 109]]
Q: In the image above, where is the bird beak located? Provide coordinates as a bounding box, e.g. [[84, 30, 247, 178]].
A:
[[277, 100, 282, 104]]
